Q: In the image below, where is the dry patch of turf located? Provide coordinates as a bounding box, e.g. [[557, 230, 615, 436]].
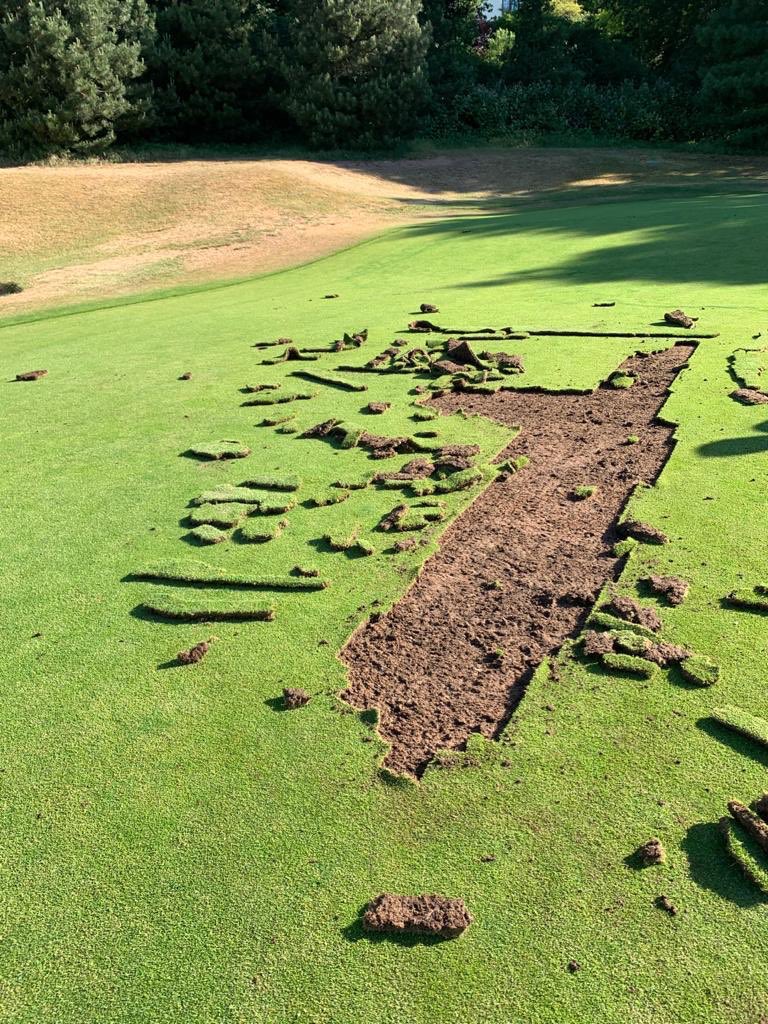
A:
[[342, 345, 693, 776]]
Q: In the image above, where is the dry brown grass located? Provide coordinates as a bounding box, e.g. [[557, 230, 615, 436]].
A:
[[2, 146, 768, 316]]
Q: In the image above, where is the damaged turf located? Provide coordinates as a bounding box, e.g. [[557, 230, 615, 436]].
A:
[[362, 893, 472, 938], [342, 345, 693, 775]]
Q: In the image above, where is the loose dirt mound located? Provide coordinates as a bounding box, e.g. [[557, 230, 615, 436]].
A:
[[362, 894, 472, 938], [342, 345, 693, 776]]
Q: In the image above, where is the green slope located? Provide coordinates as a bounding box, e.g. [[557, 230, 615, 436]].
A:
[[2, 185, 768, 1023]]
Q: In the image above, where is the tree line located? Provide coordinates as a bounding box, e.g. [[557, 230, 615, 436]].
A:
[[0, 0, 766, 160]]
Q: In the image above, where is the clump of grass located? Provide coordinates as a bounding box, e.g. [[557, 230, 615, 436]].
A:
[[192, 485, 262, 506], [721, 815, 768, 893], [139, 588, 276, 622], [411, 407, 439, 422], [255, 497, 297, 515], [601, 652, 657, 678], [728, 800, 768, 855], [189, 524, 229, 545], [258, 414, 295, 427], [414, 429, 439, 438], [323, 524, 375, 556], [240, 474, 300, 492], [679, 654, 719, 687], [712, 705, 768, 746], [290, 370, 368, 393], [131, 560, 328, 590], [276, 424, 298, 434], [186, 440, 251, 461], [242, 390, 317, 406], [309, 489, 351, 507], [292, 565, 320, 578], [587, 610, 657, 639], [731, 348, 768, 392], [571, 485, 596, 500], [727, 587, 768, 612], [238, 518, 288, 543], [627, 434, 640, 445], [498, 455, 530, 474], [613, 538, 638, 558], [608, 372, 635, 389], [333, 476, 371, 491], [612, 630, 650, 656], [242, 382, 280, 393], [188, 504, 244, 529], [411, 467, 483, 496], [338, 423, 365, 449]]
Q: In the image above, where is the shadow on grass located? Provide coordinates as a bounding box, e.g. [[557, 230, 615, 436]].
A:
[[308, 537, 371, 560], [264, 696, 289, 713], [697, 717, 768, 770], [682, 822, 768, 908], [698, 435, 768, 459]]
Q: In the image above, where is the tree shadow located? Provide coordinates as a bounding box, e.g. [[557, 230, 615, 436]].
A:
[[682, 821, 768, 908], [697, 435, 768, 459]]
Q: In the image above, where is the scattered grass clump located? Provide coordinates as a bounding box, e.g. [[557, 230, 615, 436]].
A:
[[131, 560, 328, 590], [242, 390, 316, 406], [238, 518, 288, 544], [730, 348, 768, 392], [323, 524, 375, 556], [608, 372, 635, 389], [188, 504, 244, 529], [627, 434, 640, 445], [192, 485, 262, 506], [571, 485, 596, 500], [186, 440, 251, 461], [612, 630, 650, 656], [290, 370, 368, 393], [679, 654, 719, 687], [253, 497, 297, 515], [587, 610, 657, 640], [240, 475, 301, 492], [332, 476, 371, 491], [309, 489, 351, 507], [712, 705, 768, 746], [258, 414, 295, 427], [498, 455, 530, 474], [411, 467, 483, 496], [139, 589, 276, 622], [411, 407, 439, 422], [721, 815, 768, 893], [189, 524, 229, 545], [276, 424, 298, 434], [727, 587, 768, 612], [601, 652, 657, 678]]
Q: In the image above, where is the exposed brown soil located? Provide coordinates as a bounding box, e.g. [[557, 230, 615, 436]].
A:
[[342, 345, 693, 776], [362, 893, 472, 938], [731, 388, 768, 406], [283, 687, 311, 710], [177, 639, 212, 665], [603, 594, 662, 632], [664, 309, 696, 329], [647, 574, 689, 606], [14, 369, 47, 381], [637, 837, 666, 866]]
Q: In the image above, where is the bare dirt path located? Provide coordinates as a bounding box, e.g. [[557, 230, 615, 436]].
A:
[[2, 147, 767, 316], [342, 344, 694, 777]]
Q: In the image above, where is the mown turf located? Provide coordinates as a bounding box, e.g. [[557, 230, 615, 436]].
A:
[[3, 184, 768, 1024]]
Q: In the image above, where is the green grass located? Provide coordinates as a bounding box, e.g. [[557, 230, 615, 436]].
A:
[[185, 439, 251, 460], [4, 180, 768, 1024], [187, 503, 245, 529], [239, 474, 301, 492], [139, 588, 276, 621], [237, 517, 288, 544], [131, 559, 328, 591], [601, 651, 658, 678]]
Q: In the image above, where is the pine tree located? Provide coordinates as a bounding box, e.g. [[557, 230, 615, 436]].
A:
[[145, 0, 280, 141], [420, 0, 481, 103], [0, 0, 152, 158], [699, 0, 768, 148], [282, 0, 429, 149]]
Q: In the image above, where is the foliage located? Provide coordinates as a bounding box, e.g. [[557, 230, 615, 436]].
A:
[[144, 0, 280, 141], [280, 0, 429, 148], [0, 0, 151, 158], [698, 0, 768, 148]]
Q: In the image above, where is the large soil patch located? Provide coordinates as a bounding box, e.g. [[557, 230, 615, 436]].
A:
[[342, 344, 694, 776]]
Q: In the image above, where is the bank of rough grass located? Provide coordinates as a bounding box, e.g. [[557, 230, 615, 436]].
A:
[[1, 186, 768, 1023]]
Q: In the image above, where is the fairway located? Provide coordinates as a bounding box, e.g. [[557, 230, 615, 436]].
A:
[[3, 181, 768, 1023]]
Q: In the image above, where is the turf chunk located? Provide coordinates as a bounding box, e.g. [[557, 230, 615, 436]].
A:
[[240, 474, 301, 492], [192, 485, 262, 506], [139, 589, 276, 622], [189, 524, 229, 545], [721, 816, 768, 893], [601, 652, 657, 678], [186, 439, 251, 460], [188, 504, 244, 529], [727, 587, 768, 612], [241, 390, 316, 406], [728, 800, 768, 855], [238, 518, 288, 543], [290, 370, 368, 392], [679, 654, 719, 687], [131, 560, 328, 590], [362, 893, 472, 938], [712, 705, 768, 747], [586, 610, 657, 639]]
